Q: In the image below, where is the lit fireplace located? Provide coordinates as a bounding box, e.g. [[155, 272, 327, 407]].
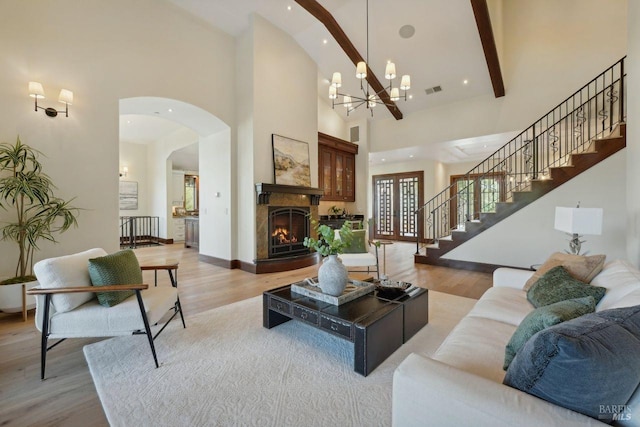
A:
[[269, 207, 310, 258]]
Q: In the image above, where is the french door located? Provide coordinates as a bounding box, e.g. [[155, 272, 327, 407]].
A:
[[449, 172, 505, 229], [372, 171, 423, 241]]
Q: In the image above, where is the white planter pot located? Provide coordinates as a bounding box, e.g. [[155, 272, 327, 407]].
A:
[[318, 255, 348, 296], [0, 280, 38, 313]]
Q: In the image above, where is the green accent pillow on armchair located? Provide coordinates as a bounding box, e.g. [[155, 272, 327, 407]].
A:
[[88, 249, 143, 307], [342, 229, 367, 254]]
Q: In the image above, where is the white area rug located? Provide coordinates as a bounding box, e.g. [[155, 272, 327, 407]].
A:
[[84, 291, 476, 427]]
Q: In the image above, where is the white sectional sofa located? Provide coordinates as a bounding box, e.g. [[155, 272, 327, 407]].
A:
[[392, 260, 640, 427]]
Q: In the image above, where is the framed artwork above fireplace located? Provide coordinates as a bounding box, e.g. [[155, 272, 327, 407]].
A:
[[272, 134, 311, 187]]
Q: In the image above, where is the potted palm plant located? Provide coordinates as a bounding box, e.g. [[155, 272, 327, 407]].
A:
[[0, 137, 79, 320], [303, 221, 353, 296]]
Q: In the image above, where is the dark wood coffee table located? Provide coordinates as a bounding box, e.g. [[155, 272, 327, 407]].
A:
[[263, 282, 428, 376]]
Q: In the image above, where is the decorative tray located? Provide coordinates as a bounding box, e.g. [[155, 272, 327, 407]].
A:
[[291, 277, 375, 306]]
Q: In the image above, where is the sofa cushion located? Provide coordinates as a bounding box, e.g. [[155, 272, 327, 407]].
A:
[[433, 316, 516, 383], [503, 305, 640, 423], [503, 296, 595, 370], [527, 266, 606, 308], [591, 260, 640, 311], [524, 252, 605, 291], [467, 287, 534, 326], [33, 248, 108, 313], [88, 250, 142, 307]]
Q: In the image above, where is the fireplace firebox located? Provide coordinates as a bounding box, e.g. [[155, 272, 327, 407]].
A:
[[269, 207, 310, 258]]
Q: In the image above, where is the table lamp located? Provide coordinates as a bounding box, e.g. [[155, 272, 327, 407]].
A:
[[554, 205, 603, 255]]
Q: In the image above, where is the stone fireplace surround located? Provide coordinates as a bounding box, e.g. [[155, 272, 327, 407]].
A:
[[253, 183, 323, 273]]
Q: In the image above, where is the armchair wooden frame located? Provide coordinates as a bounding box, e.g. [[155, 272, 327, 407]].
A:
[[27, 263, 185, 380]]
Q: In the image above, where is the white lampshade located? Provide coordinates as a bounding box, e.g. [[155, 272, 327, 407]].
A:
[[368, 94, 377, 108], [400, 75, 411, 90], [356, 61, 367, 79], [385, 62, 396, 80], [328, 86, 337, 99], [390, 88, 400, 101], [331, 72, 342, 88], [58, 89, 73, 105], [343, 95, 352, 108], [29, 81, 45, 99], [554, 207, 603, 235]]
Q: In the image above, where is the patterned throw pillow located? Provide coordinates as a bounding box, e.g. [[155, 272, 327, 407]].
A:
[[503, 296, 595, 370], [526, 266, 606, 308], [524, 252, 605, 291], [504, 305, 640, 423], [88, 249, 143, 307]]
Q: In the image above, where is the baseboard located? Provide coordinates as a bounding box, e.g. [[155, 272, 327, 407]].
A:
[[418, 256, 524, 274], [198, 254, 240, 269]]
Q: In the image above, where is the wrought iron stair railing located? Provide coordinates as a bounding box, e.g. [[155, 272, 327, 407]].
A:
[[416, 57, 626, 254]]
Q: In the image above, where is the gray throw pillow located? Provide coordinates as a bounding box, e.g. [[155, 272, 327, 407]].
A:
[[88, 249, 143, 307], [527, 265, 606, 308], [504, 305, 640, 423], [503, 296, 595, 370]]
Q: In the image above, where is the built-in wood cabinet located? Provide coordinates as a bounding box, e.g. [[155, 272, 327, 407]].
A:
[[318, 132, 358, 202], [185, 217, 199, 249]]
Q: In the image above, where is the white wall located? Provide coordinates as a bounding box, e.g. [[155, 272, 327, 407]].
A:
[[235, 14, 319, 263], [369, 0, 627, 154], [119, 142, 149, 216], [199, 130, 232, 260], [370, 158, 440, 207], [445, 151, 627, 267], [318, 94, 349, 141], [626, 1, 640, 266], [0, 0, 236, 278]]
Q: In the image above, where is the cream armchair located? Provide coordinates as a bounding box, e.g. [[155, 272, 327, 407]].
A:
[[336, 229, 380, 279], [27, 248, 185, 379]]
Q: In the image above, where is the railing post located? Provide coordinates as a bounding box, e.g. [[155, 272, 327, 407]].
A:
[[620, 58, 625, 124], [415, 209, 420, 255], [432, 209, 437, 243], [532, 128, 538, 180]]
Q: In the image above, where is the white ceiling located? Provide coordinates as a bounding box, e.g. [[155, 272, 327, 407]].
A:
[[121, 0, 513, 166]]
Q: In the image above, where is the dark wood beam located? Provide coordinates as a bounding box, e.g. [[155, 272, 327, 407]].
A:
[[470, 0, 505, 97], [295, 0, 403, 120]]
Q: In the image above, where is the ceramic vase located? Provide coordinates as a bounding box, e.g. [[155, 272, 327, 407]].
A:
[[318, 254, 348, 296]]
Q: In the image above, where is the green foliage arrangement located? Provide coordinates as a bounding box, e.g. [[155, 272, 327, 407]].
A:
[[0, 137, 79, 284], [303, 220, 353, 256]]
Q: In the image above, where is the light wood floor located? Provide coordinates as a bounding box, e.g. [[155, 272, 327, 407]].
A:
[[0, 242, 492, 426]]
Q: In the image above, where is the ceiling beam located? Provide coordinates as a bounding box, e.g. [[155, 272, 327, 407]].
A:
[[295, 0, 403, 120], [470, 0, 505, 98]]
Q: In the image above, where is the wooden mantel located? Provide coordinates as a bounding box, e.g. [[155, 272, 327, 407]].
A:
[[255, 183, 324, 205]]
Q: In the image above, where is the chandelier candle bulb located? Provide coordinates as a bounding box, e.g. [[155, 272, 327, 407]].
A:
[[385, 62, 396, 80], [331, 72, 342, 88], [329, 86, 337, 99], [390, 88, 400, 101], [356, 61, 367, 79], [344, 95, 352, 108], [368, 94, 377, 107]]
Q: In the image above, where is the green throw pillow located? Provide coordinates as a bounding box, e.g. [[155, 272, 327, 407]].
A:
[[342, 229, 367, 254], [527, 265, 606, 308], [88, 249, 143, 307], [503, 296, 595, 370]]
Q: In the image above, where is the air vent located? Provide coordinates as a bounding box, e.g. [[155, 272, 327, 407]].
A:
[[425, 85, 443, 95], [350, 126, 360, 142]]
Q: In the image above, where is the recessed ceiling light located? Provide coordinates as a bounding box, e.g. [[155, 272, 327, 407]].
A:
[[287, 5, 292, 11], [323, 39, 328, 44], [408, 94, 413, 99], [399, 24, 415, 39], [381, 158, 386, 162], [483, 144, 487, 148], [168, 108, 173, 112], [409, 154, 414, 158], [127, 120, 131, 124], [463, 79, 469, 85]]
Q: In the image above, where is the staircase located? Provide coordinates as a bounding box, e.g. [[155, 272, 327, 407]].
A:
[[415, 57, 627, 271]]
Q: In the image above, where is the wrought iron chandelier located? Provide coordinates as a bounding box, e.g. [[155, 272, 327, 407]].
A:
[[329, 0, 411, 116]]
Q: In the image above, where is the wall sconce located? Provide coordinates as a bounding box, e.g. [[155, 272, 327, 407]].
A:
[[29, 81, 73, 118], [119, 166, 128, 178]]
